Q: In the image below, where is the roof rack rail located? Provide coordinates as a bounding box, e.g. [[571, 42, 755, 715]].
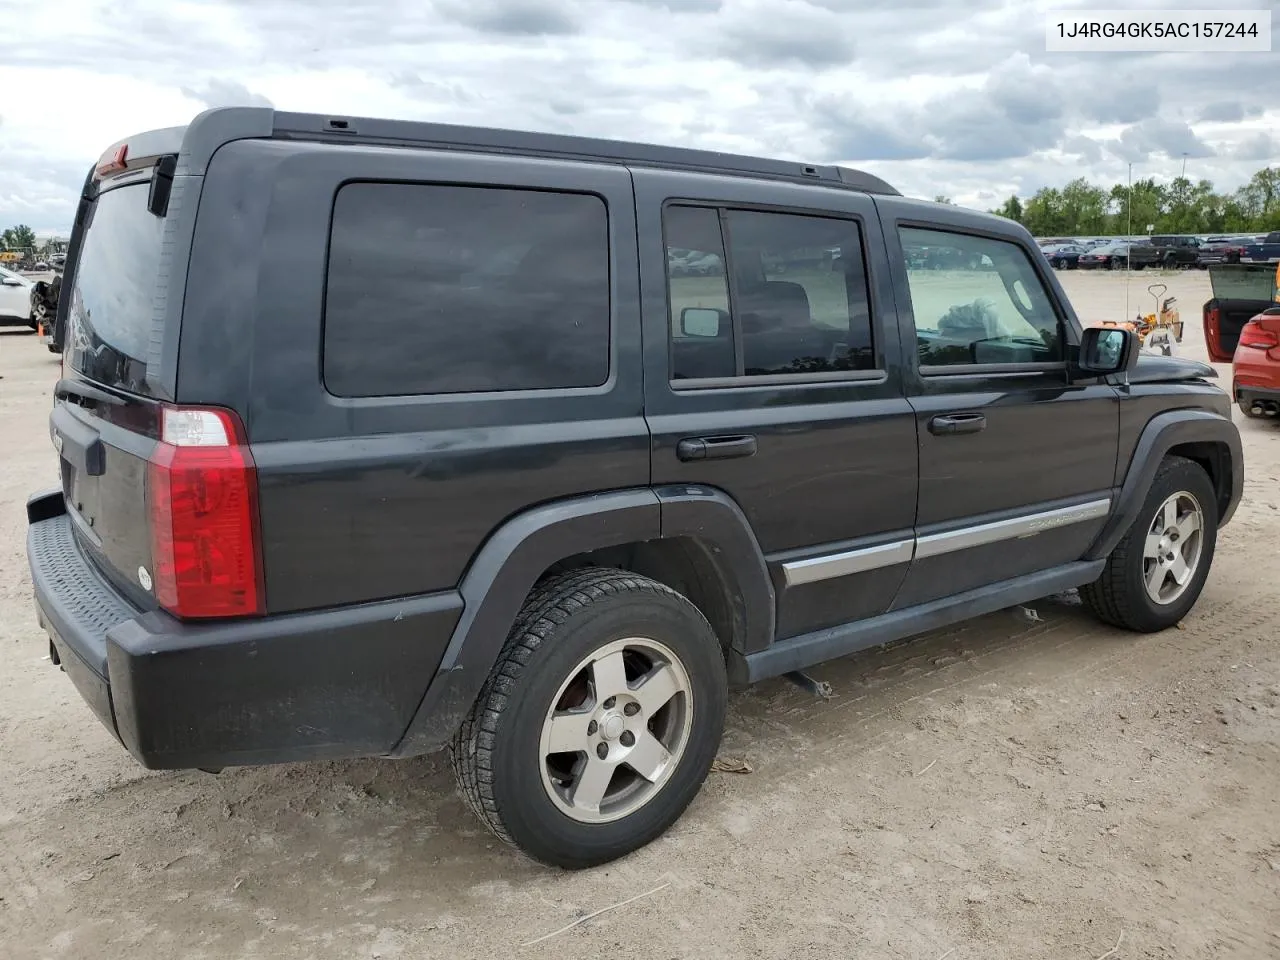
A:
[[269, 111, 901, 197]]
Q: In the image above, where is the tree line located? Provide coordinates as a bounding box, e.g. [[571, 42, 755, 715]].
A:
[[2, 224, 38, 251], [984, 166, 1280, 238]]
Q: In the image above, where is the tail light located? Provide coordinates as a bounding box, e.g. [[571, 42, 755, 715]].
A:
[[147, 406, 264, 619], [1238, 321, 1279, 350], [94, 144, 128, 179]]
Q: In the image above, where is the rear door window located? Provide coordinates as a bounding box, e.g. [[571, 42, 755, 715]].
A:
[[323, 182, 610, 397], [65, 182, 165, 390], [664, 204, 875, 381]]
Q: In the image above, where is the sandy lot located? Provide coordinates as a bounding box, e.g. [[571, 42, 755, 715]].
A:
[[2, 270, 1278, 960]]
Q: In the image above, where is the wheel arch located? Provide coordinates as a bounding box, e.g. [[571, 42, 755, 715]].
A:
[[389, 485, 772, 758], [1086, 409, 1243, 561]]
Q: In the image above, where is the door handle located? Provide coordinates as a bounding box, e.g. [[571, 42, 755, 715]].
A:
[[676, 435, 758, 462], [928, 413, 986, 436]]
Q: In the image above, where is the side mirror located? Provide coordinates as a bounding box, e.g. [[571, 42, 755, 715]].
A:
[[680, 307, 726, 338], [1077, 326, 1139, 376]]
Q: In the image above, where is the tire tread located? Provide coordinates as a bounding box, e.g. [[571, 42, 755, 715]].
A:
[[1082, 455, 1214, 631], [450, 567, 695, 851]]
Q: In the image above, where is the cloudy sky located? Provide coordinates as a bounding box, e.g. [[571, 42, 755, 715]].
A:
[[1, 0, 1275, 235]]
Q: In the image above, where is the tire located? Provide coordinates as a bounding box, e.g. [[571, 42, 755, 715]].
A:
[[1081, 456, 1218, 633], [451, 567, 728, 868]]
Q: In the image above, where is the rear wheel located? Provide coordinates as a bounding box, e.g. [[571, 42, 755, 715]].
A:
[[1082, 456, 1217, 632], [451, 568, 727, 868]]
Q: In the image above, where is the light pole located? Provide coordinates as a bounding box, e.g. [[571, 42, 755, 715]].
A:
[[1181, 152, 1188, 180], [1126, 162, 1133, 321]]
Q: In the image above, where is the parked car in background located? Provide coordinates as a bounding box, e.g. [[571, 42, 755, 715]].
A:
[[0, 264, 35, 328], [1196, 237, 1253, 267], [1130, 235, 1201, 270], [1241, 232, 1280, 265], [1040, 242, 1087, 269], [1201, 261, 1280, 417], [1203, 263, 1280, 388], [30, 272, 62, 350], [1078, 242, 1136, 271], [1228, 305, 1280, 418]]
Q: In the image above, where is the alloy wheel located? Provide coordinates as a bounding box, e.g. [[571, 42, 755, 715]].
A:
[[538, 637, 694, 824], [1142, 492, 1205, 605]]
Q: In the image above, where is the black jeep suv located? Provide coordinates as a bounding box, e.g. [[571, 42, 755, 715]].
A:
[[28, 108, 1243, 869]]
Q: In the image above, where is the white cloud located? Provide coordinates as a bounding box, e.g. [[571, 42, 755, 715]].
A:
[[0, 0, 1275, 233]]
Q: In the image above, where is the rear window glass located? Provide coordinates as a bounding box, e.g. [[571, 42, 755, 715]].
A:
[[66, 183, 164, 389], [323, 182, 610, 397], [1208, 264, 1278, 302]]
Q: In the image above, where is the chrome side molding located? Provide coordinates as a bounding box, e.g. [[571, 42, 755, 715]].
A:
[[780, 498, 1112, 587]]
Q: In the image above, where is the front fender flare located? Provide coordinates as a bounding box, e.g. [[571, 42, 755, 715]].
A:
[[1085, 409, 1243, 561]]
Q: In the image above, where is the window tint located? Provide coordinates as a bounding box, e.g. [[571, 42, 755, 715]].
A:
[[900, 227, 1063, 368], [665, 205, 875, 381], [666, 206, 735, 380], [324, 183, 610, 397], [66, 182, 165, 391]]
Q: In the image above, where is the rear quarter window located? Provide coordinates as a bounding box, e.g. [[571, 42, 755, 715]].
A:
[[322, 182, 611, 397]]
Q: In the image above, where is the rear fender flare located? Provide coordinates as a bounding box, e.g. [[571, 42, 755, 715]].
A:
[[389, 485, 776, 757], [390, 489, 661, 757], [654, 484, 775, 655], [1086, 410, 1243, 561]]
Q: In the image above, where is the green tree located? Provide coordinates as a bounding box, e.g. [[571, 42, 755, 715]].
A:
[[1060, 177, 1109, 234], [933, 195, 954, 205], [993, 194, 1024, 223], [1108, 178, 1166, 236], [1235, 167, 1280, 230], [1022, 187, 1065, 236], [3, 224, 36, 250]]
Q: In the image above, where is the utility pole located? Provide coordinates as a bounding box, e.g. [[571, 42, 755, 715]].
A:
[[1181, 152, 1187, 180], [1125, 162, 1133, 322]]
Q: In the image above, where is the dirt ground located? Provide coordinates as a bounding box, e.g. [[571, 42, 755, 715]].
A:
[[2, 270, 1278, 960]]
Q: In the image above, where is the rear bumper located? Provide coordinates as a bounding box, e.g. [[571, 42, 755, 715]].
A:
[[1232, 369, 1280, 408], [1232, 352, 1280, 407], [27, 499, 463, 770]]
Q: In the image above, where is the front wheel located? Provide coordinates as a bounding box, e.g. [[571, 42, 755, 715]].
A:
[[451, 568, 727, 868], [1082, 456, 1217, 632]]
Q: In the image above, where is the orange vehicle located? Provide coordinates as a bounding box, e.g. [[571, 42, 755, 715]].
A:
[[1087, 283, 1183, 356]]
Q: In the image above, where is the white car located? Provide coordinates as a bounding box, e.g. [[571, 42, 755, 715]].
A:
[[0, 265, 35, 329]]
